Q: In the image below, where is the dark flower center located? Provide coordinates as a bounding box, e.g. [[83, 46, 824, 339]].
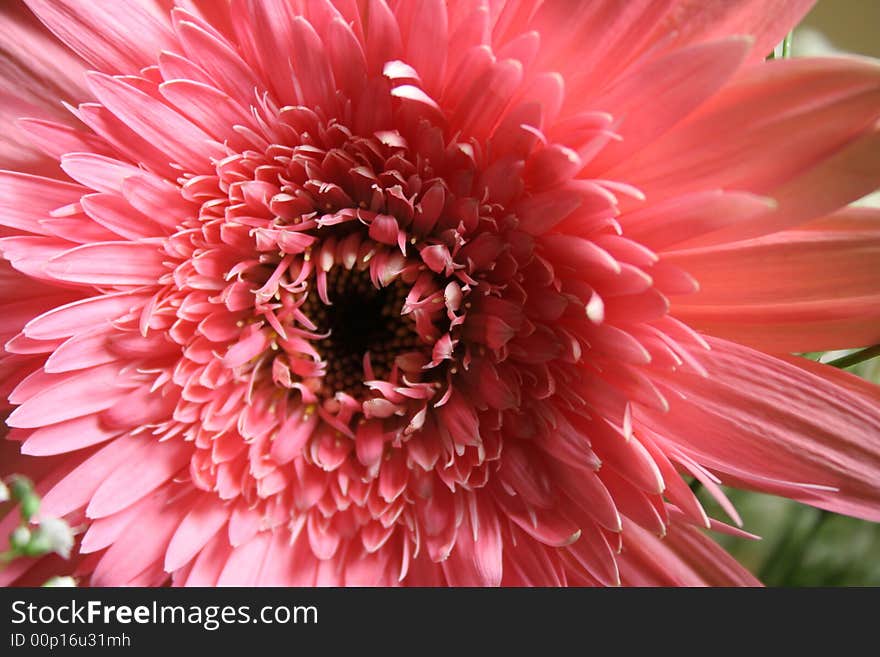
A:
[[300, 266, 422, 396]]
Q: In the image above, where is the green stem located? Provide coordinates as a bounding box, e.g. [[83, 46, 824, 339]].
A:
[[773, 511, 831, 585], [827, 344, 880, 369], [757, 510, 801, 582], [782, 31, 793, 58], [766, 31, 794, 60]]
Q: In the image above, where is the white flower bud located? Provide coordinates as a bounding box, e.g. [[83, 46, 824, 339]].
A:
[[36, 517, 75, 559], [10, 526, 31, 550], [42, 576, 77, 587]]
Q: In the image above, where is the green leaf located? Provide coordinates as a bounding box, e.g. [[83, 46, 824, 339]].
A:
[[826, 344, 880, 369]]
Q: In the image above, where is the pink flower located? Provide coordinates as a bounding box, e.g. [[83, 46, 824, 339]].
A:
[[1, 0, 879, 587]]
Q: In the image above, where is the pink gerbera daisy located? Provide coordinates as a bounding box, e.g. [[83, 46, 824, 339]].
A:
[[1, 0, 879, 587]]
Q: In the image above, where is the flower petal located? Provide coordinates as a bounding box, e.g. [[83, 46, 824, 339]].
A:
[[669, 207, 880, 351], [612, 57, 880, 239], [24, 290, 147, 340], [618, 518, 761, 586], [91, 487, 187, 586], [641, 337, 880, 522], [85, 72, 218, 172], [442, 499, 503, 586], [86, 439, 192, 518], [24, 0, 176, 74], [45, 240, 166, 286], [654, 0, 813, 64], [0, 171, 86, 235], [0, 3, 88, 173], [164, 494, 230, 571], [7, 363, 128, 429], [588, 36, 751, 172], [21, 414, 120, 456]]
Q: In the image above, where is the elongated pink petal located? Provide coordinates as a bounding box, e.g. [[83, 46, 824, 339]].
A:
[[24, 0, 176, 74], [563, 519, 620, 586], [16, 118, 111, 162], [589, 37, 751, 172], [159, 79, 253, 146], [228, 501, 262, 548], [183, 534, 231, 586], [73, 103, 178, 178], [0, 171, 85, 235], [121, 174, 192, 228], [730, 124, 880, 243], [165, 495, 230, 571], [668, 207, 880, 351], [641, 338, 880, 521], [45, 240, 166, 286], [21, 414, 120, 456], [216, 532, 272, 586], [7, 363, 128, 428], [611, 57, 880, 224], [174, 18, 262, 109], [59, 152, 142, 194], [669, 209, 880, 303], [0, 293, 76, 341], [235, 0, 300, 104], [86, 72, 218, 172], [442, 500, 503, 587], [621, 189, 775, 251], [80, 193, 164, 240], [87, 439, 192, 518], [653, 0, 813, 64], [0, 4, 88, 173], [671, 301, 880, 355], [399, 0, 448, 95], [287, 17, 337, 113], [91, 487, 186, 586], [618, 519, 761, 586], [24, 291, 147, 340], [528, 1, 677, 92], [40, 436, 143, 518], [80, 492, 155, 553]]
